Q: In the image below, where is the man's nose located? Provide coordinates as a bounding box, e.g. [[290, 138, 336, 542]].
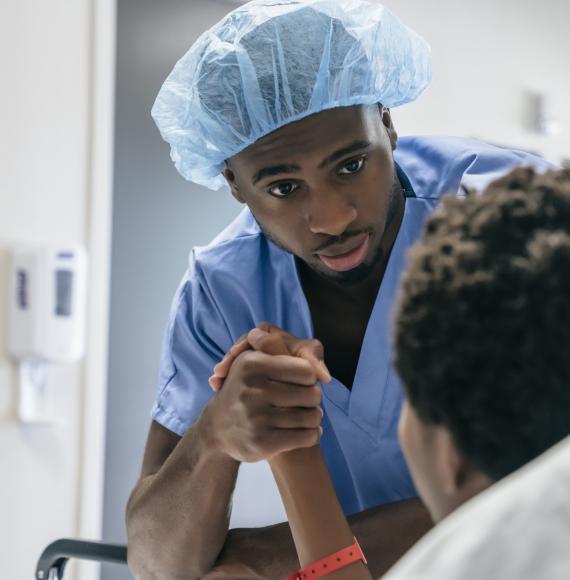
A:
[[306, 189, 357, 237]]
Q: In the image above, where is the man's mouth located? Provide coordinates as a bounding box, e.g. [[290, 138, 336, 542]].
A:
[[316, 234, 370, 272]]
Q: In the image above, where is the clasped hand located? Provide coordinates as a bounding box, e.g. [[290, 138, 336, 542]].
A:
[[204, 323, 331, 463]]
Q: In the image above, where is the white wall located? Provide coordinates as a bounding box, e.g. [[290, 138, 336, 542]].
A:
[[0, 1, 114, 579], [380, 0, 570, 162]]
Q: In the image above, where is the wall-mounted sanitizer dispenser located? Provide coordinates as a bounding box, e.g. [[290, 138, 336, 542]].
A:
[[7, 244, 87, 424]]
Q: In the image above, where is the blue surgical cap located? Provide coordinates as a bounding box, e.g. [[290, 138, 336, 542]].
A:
[[152, 0, 432, 190]]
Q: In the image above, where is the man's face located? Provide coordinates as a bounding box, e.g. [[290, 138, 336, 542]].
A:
[[224, 105, 399, 285], [398, 400, 494, 523], [398, 400, 451, 522]]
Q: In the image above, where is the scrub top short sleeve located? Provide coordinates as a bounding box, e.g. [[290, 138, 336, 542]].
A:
[[151, 249, 232, 436]]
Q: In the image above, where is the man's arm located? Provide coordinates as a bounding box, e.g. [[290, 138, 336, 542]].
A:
[[126, 417, 240, 580], [205, 497, 431, 579], [348, 497, 432, 577], [234, 335, 370, 579], [126, 349, 324, 580], [206, 328, 432, 579]]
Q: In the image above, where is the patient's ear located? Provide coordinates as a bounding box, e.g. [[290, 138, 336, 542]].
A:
[[437, 428, 494, 504]]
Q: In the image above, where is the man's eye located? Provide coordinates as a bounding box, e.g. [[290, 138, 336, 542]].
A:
[[267, 182, 298, 197], [338, 156, 366, 175]]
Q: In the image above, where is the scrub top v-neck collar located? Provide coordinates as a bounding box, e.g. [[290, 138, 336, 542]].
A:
[[288, 163, 424, 434]]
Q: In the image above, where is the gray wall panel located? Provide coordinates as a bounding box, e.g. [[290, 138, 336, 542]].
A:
[[102, 2, 240, 578]]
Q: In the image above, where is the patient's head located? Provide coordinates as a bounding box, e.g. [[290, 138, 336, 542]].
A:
[[394, 167, 570, 522]]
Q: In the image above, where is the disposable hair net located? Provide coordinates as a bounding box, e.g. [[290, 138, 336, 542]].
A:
[[152, 0, 432, 190]]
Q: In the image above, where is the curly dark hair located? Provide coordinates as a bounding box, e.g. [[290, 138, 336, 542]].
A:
[[394, 167, 570, 480]]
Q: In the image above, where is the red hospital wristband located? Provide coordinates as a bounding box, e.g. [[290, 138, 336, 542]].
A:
[[286, 537, 367, 579]]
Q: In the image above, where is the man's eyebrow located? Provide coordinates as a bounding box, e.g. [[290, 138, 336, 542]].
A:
[[252, 163, 301, 185], [250, 140, 371, 184], [318, 140, 372, 169]]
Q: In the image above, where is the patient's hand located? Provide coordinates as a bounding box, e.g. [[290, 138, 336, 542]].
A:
[[209, 323, 331, 391]]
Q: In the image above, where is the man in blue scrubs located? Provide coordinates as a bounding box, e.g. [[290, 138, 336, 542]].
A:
[[125, 2, 552, 578]]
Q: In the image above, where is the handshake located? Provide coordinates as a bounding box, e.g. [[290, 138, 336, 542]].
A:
[[203, 323, 332, 463]]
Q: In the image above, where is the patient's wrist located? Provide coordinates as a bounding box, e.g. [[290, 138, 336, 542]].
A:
[[269, 446, 321, 472]]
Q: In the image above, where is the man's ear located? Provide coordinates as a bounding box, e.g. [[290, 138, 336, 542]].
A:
[[380, 105, 398, 151], [222, 165, 246, 204]]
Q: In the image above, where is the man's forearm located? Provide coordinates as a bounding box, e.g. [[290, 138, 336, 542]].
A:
[[203, 522, 299, 579], [126, 409, 240, 580], [348, 497, 432, 577], [207, 491, 432, 578]]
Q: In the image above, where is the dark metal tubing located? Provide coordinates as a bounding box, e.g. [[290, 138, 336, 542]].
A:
[[35, 539, 128, 580]]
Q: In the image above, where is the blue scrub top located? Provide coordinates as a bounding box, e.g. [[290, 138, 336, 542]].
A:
[[152, 136, 551, 515]]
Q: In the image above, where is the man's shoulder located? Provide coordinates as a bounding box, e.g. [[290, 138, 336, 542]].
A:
[[396, 135, 545, 170], [395, 136, 551, 199], [188, 208, 290, 297], [192, 208, 265, 270], [204, 206, 262, 248]]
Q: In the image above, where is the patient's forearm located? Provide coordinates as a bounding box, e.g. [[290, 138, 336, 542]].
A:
[[270, 447, 372, 579]]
